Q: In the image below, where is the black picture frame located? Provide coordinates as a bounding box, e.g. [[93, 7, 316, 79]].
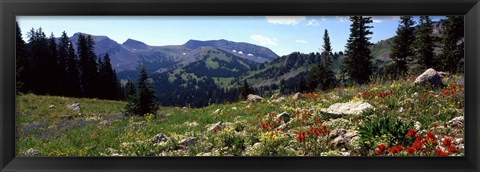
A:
[[1, 0, 479, 172]]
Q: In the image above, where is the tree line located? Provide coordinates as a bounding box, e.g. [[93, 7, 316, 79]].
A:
[[16, 22, 121, 100]]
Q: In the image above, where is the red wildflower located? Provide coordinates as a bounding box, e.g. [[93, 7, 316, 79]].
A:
[[406, 146, 415, 155], [406, 129, 416, 138], [442, 137, 452, 147], [377, 143, 387, 151], [316, 118, 322, 123], [426, 131, 435, 140], [375, 149, 382, 155], [412, 140, 422, 150], [300, 120, 305, 125], [446, 145, 457, 153], [421, 97, 426, 102], [277, 119, 282, 123], [433, 123, 439, 128], [213, 127, 218, 133], [437, 148, 448, 156], [257, 114, 261, 118]]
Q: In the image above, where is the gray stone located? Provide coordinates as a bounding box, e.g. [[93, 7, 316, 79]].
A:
[[270, 93, 281, 99], [414, 68, 444, 87], [67, 102, 81, 112], [328, 129, 359, 149], [208, 122, 222, 132], [131, 121, 146, 127], [151, 133, 168, 143], [276, 112, 291, 123], [23, 148, 40, 156], [292, 92, 304, 101], [446, 116, 464, 128], [178, 137, 197, 146], [321, 101, 374, 117], [247, 94, 263, 102]]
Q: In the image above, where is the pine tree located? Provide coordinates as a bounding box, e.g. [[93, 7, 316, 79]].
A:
[[125, 65, 159, 116], [344, 16, 374, 85], [16, 22, 31, 93], [57, 31, 70, 95], [238, 80, 253, 100], [65, 40, 82, 97], [297, 74, 307, 93], [390, 16, 416, 78], [441, 16, 464, 74], [306, 65, 320, 92], [318, 29, 336, 90], [125, 80, 136, 98], [28, 28, 51, 94], [98, 53, 119, 100], [414, 16, 435, 71], [77, 34, 99, 98]]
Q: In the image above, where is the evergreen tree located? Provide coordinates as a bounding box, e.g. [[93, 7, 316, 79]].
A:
[[16, 22, 31, 93], [297, 74, 307, 93], [414, 16, 435, 70], [441, 16, 464, 74], [77, 34, 99, 98], [238, 80, 253, 100], [47, 33, 61, 95], [98, 53, 119, 100], [125, 80, 136, 98], [57, 31, 70, 95], [28, 28, 50, 94], [65, 40, 82, 97], [343, 16, 374, 85], [306, 65, 320, 92], [390, 16, 416, 78], [125, 65, 159, 116], [318, 29, 336, 90]]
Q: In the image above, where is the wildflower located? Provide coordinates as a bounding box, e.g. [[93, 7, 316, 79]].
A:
[[377, 143, 387, 151], [412, 140, 422, 150], [375, 149, 382, 155], [442, 137, 452, 146], [406, 146, 415, 155], [433, 123, 439, 128], [277, 119, 281, 123], [300, 120, 305, 125], [437, 148, 448, 156], [213, 127, 218, 133], [446, 145, 457, 153], [316, 118, 322, 123], [406, 129, 416, 138]]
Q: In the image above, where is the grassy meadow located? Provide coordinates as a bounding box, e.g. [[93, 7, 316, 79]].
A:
[[16, 74, 464, 156]]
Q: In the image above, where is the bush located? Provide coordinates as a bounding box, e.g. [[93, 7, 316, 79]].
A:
[[358, 115, 413, 149]]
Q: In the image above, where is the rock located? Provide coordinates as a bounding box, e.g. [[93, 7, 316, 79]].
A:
[[446, 116, 464, 128], [276, 112, 291, 123], [321, 101, 374, 118], [414, 68, 444, 87], [178, 137, 197, 146], [292, 92, 304, 101], [276, 123, 289, 131], [208, 122, 222, 132], [328, 129, 359, 149], [438, 71, 449, 78], [270, 93, 281, 99], [48, 105, 55, 109], [273, 97, 286, 103], [67, 102, 81, 112], [247, 94, 263, 103], [151, 133, 168, 143], [23, 148, 40, 156]]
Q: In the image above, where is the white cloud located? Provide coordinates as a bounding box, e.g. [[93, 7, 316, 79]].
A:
[[265, 16, 306, 26], [306, 19, 320, 26], [295, 40, 308, 44], [250, 34, 278, 46], [238, 51, 243, 55], [232, 49, 237, 53], [336, 16, 349, 23], [368, 16, 400, 23], [247, 53, 254, 56]]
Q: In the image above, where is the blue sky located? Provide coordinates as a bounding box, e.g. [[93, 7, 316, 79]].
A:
[[17, 16, 445, 56]]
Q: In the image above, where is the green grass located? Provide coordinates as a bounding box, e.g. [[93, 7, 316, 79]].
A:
[[16, 74, 465, 156]]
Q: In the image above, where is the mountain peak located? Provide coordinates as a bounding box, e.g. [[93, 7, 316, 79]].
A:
[[122, 38, 149, 50]]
